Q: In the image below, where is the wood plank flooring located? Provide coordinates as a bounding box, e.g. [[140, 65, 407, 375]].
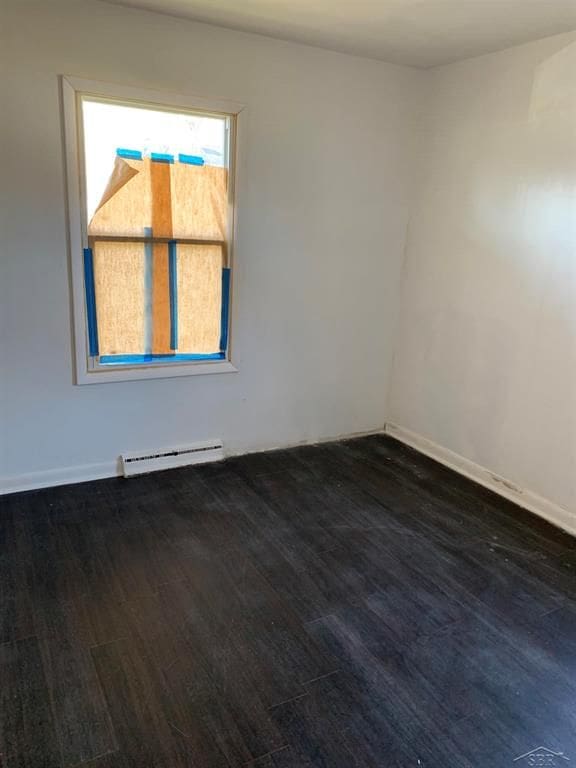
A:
[[1, 434, 576, 767]]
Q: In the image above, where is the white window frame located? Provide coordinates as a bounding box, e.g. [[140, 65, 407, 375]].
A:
[[61, 75, 244, 385]]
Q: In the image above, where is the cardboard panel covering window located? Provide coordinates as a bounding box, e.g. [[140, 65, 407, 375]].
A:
[[81, 101, 232, 367]]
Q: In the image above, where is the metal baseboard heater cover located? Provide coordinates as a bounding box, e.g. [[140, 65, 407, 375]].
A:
[[121, 440, 224, 477]]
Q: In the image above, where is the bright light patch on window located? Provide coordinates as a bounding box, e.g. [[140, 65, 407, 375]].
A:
[[82, 100, 226, 221]]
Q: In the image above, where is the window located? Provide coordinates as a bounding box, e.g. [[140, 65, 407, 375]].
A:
[[62, 77, 243, 383]]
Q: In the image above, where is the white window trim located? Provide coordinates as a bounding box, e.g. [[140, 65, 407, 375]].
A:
[[61, 75, 244, 385]]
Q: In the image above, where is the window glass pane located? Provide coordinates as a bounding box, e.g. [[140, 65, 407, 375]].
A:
[[177, 244, 223, 354], [82, 100, 227, 223], [93, 241, 146, 356]]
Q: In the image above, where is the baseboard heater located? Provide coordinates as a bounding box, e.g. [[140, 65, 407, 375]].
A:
[[121, 440, 224, 478]]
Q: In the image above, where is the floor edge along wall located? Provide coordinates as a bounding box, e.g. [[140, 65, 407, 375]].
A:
[[0, 428, 385, 496], [1, 424, 574, 541], [386, 423, 576, 538]]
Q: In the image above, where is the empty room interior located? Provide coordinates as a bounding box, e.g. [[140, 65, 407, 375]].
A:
[[2, 0, 576, 765]]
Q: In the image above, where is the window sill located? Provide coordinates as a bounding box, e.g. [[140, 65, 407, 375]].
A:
[[76, 359, 238, 385]]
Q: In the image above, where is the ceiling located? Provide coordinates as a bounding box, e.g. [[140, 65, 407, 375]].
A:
[[101, 0, 576, 68]]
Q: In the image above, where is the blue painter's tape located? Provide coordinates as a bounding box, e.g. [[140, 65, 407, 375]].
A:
[[219, 267, 231, 352], [178, 153, 204, 166], [116, 148, 143, 160], [83, 248, 99, 357], [143, 227, 153, 355], [151, 152, 174, 164], [100, 353, 225, 365], [168, 240, 178, 351]]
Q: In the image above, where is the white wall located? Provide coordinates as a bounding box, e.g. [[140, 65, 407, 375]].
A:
[[0, 0, 422, 490], [6, 1, 572, 515], [388, 32, 576, 514]]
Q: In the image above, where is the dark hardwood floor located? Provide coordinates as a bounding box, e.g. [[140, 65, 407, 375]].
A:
[[2, 434, 576, 767]]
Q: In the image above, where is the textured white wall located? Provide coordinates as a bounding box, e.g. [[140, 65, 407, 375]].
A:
[[0, 0, 422, 489], [388, 31, 576, 513]]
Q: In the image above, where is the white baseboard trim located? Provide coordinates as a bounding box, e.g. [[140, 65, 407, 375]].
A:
[[0, 426, 387, 496], [0, 460, 120, 495], [385, 423, 576, 538]]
